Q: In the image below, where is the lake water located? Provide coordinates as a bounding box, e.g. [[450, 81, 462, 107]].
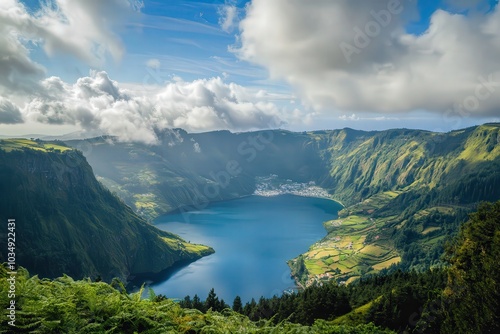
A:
[[151, 195, 341, 303]]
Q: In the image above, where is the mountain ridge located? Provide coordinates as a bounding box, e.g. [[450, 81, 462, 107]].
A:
[[64, 123, 500, 283], [0, 139, 214, 282]]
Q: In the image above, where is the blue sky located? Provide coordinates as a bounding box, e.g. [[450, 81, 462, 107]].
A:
[[0, 0, 499, 139], [28, 0, 497, 83], [26, 0, 267, 87]]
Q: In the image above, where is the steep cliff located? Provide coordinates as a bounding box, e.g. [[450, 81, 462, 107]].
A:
[[0, 139, 213, 281]]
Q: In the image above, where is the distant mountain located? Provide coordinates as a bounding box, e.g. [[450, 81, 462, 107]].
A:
[[66, 129, 330, 219], [66, 124, 500, 216], [0, 139, 213, 282], [14, 131, 107, 141], [64, 124, 500, 281]]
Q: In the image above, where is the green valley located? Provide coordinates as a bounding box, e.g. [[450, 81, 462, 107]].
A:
[[65, 124, 500, 285]]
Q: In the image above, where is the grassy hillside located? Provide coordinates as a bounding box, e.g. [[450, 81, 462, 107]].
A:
[[0, 140, 213, 282], [291, 124, 500, 283], [320, 124, 500, 205], [65, 124, 500, 283], [0, 138, 72, 153]]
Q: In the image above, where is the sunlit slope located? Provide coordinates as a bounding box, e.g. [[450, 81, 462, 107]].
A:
[[291, 124, 500, 283], [318, 124, 500, 206]]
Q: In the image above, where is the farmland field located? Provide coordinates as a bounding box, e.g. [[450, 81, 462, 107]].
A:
[[294, 191, 402, 286]]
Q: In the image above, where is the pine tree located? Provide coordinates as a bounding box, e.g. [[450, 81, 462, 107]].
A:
[[181, 295, 192, 309], [232, 296, 243, 313], [192, 294, 204, 312], [442, 201, 500, 334], [205, 288, 219, 311]]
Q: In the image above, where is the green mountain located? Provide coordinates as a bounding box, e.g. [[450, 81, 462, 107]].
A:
[[65, 123, 500, 283], [66, 129, 327, 219], [0, 139, 213, 282]]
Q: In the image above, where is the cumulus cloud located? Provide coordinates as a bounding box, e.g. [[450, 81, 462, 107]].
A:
[[0, 0, 290, 143], [0, 0, 139, 96], [31, 0, 133, 65], [236, 0, 500, 116], [0, 1, 46, 94], [339, 114, 360, 121], [20, 71, 285, 144], [0, 0, 293, 141], [0, 97, 24, 124]]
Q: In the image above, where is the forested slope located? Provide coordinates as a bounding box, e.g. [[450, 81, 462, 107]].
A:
[[0, 139, 213, 282]]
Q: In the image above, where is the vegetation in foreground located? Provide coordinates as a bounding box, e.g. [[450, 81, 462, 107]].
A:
[[0, 267, 392, 334], [2, 201, 496, 333]]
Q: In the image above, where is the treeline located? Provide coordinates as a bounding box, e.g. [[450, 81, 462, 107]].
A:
[[179, 269, 446, 330], [178, 201, 500, 333], [0, 270, 393, 334]]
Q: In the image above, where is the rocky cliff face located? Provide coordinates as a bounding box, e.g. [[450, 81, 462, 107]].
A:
[[0, 143, 213, 282]]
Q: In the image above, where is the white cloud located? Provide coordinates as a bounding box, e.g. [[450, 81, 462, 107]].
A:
[[33, 0, 134, 65], [0, 0, 140, 98], [219, 2, 238, 33], [0, 97, 24, 124], [153, 76, 286, 132], [0, 0, 296, 141], [339, 113, 400, 121], [236, 0, 500, 116], [0, 1, 46, 94], [339, 114, 360, 121], [20, 71, 286, 144]]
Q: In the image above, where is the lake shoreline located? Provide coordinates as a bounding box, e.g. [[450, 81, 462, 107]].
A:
[[150, 195, 342, 303], [254, 192, 343, 208]]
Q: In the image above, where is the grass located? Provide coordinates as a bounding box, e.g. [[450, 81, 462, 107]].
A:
[[345, 276, 360, 284], [422, 235, 447, 246], [421, 227, 441, 235], [371, 257, 401, 271], [184, 242, 213, 255], [331, 297, 382, 326], [134, 193, 159, 211], [359, 245, 390, 257], [292, 191, 402, 286], [457, 125, 500, 162], [413, 206, 455, 220], [161, 237, 213, 257], [0, 139, 72, 152]]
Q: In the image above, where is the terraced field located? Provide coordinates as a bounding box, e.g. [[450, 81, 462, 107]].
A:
[[291, 191, 402, 286]]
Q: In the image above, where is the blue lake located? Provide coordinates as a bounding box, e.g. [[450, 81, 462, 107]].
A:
[[151, 195, 341, 303]]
